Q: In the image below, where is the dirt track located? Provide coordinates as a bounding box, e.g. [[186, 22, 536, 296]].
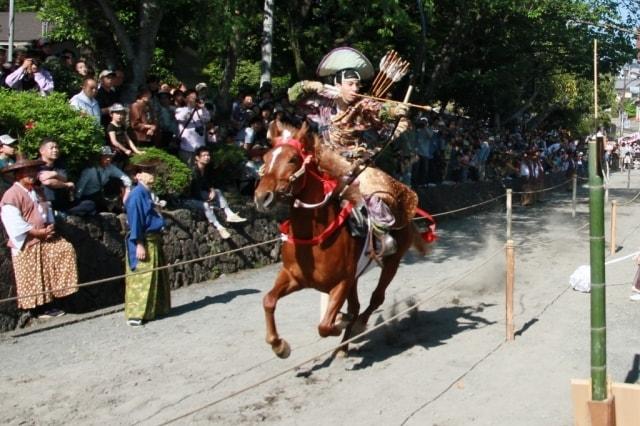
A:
[[1, 172, 640, 426]]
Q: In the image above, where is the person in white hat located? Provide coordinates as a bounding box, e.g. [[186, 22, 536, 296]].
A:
[[0, 133, 18, 170]]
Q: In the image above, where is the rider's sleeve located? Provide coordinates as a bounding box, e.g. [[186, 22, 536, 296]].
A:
[[287, 80, 324, 103]]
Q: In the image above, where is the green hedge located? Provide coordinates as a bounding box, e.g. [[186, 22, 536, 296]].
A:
[[0, 88, 103, 177], [130, 147, 191, 197]]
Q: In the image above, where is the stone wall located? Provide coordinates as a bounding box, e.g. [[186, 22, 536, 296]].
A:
[[0, 172, 570, 332], [0, 205, 281, 332]]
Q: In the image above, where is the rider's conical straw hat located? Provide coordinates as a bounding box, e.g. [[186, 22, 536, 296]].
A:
[[316, 47, 374, 81]]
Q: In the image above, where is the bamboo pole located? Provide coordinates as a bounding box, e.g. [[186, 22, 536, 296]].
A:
[[610, 200, 617, 255], [590, 130, 607, 401], [572, 174, 578, 218]]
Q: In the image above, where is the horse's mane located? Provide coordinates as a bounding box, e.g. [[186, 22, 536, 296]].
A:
[[273, 121, 354, 183], [270, 121, 362, 205]]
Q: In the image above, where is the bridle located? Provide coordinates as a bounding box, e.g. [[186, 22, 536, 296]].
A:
[[268, 139, 335, 209]]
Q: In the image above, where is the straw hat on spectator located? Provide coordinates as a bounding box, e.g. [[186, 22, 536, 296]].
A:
[[2, 159, 45, 173]]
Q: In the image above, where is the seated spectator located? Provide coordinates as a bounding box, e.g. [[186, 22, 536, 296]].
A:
[[183, 147, 246, 239], [234, 115, 263, 151], [5, 56, 54, 96], [0, 159, 79, 318], [75, 146, 132, 213], [0, 133, 18, 169], [37, 138, 95, 216], [129, 86, 160, 147], [69, 78, 100, 125], [175, 89, 210, 165], [106, 103, 145, 166], [240, 145, 267, 196], [96, 69, 118, 126]]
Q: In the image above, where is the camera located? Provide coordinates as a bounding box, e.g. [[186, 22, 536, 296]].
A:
[[195, 126, 204, 136]]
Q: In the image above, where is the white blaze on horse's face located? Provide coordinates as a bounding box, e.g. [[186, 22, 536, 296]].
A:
[[267, 146, 283, 175]]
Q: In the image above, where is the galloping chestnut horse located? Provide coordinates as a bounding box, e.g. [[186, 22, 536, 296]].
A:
[[254, 124, 428, 358]]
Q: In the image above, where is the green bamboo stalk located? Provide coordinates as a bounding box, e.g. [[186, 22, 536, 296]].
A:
[[589, 133, 607, 401]]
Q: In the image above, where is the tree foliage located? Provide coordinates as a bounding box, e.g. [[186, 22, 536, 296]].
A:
[[7, 0, 639, 133]]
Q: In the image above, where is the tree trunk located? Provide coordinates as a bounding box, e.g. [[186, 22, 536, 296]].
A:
[[260, 0, 274, 88], [94, 0, 164, 104], [218, 23, 240, 116]]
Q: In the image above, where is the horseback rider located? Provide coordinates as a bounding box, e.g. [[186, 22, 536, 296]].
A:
[[287, 47, 412, 256]]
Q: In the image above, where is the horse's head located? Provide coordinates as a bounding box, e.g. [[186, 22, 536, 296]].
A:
[[254, 124, 316, 212]]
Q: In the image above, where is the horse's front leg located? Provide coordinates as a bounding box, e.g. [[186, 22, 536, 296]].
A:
[[264, 268, 302, 358], [318, 280, 352, 337]]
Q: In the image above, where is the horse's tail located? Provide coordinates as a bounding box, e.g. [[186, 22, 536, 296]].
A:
[[411, 222, 429, 256], [411, 207, 437, 256]]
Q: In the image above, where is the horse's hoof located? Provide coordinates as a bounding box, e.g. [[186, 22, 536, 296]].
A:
[[335, 312, 354, 330], [334, 346, 349, 358], [273, 339, 291, 359]]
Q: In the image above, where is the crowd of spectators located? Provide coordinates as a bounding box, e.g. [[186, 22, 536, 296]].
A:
[[0, 39, 601, 232], [0, 37, 616, 321]]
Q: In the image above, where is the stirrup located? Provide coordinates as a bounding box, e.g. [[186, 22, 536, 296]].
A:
[[374, 232, 397, 257]]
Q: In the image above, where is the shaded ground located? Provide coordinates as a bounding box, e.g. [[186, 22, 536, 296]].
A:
[[1, 172, 640, 425]]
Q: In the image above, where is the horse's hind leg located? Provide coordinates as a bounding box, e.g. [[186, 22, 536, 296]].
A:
[[264, 269, 302, 358], [353, 230, 410, 334], [335, 284, 361, 357]]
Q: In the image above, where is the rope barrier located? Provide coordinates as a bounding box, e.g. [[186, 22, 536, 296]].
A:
[[0, 237, 282, 305], [511, 178, 573, 195], [0, 176, 576, 305], [158, 244, 506, 425]]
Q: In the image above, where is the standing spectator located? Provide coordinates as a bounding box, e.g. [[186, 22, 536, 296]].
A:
[[230, 93, 254, 131], [184, 147, 246, 239], [175, 89, 210, 165], [96, 69, 118, 127], [75, 146, 132, 212], [5, 57, 54, 96], [112, 69, 126, 101], [74, 60, 91, 78], [124, 163, 171, 327], [631, 256, 640, 301], [156, 92, 179, 150], [69, 78, 100, 125], [195, 82, 216, 119], [129, 86, 159, 147], [106, 103, 145, 165], [0, 134, 18, 169], [411, 118, 432, 187], [0, 159, 79, 317], [475, 138, 492, 181]]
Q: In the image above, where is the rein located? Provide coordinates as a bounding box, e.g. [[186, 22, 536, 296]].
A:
[[274, 138, 347, 245]]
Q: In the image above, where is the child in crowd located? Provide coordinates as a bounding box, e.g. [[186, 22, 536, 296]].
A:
[[106, 103, 145, 167]]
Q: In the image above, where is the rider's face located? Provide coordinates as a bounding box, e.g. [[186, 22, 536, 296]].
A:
[[338, 79, 360, 104]]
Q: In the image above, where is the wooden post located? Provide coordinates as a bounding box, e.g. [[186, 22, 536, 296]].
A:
[[505, 188, 514, 341], [505, 239, 515, 341], [610, 200, 617, 255], [572, 174, 578, 218], [506, 189, 512, 240]]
